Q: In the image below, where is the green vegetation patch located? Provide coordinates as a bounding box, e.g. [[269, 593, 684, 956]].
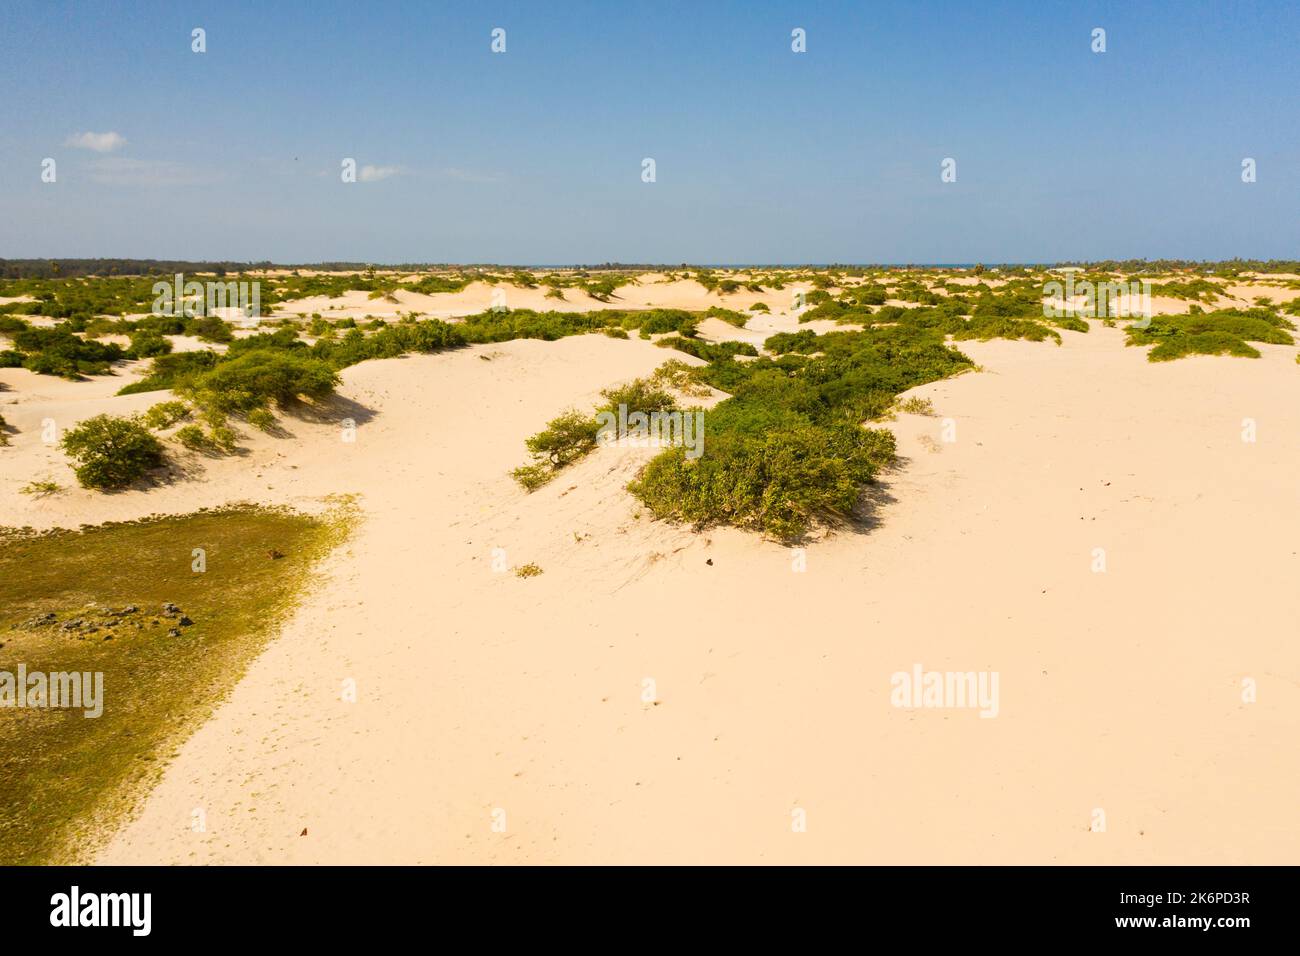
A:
[[1125, 308, 1295, 361], [0, 502, 354, 864]]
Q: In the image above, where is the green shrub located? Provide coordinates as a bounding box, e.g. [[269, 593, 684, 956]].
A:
[[118, 350, 219, 395], [184, 349, 340, 412], [655, 337, 757, 362], [598, 378, 676, 415], [524, 410, 601, 467], [628, 323, 971, 539], [208, 425, 239, 453], [511, 462, 554, 491], [630, 419, 896, 541], [60, 414, 165, 488], [128, 329, 173, 358], [1125, 308, 1294, 361], [704, 306, 749, 328], [140, 400, 189, 430], [9, 326, 125, 378], [173, 424, 209, 449], [184, 315, 234, 343], [247, 408, 277, 431]]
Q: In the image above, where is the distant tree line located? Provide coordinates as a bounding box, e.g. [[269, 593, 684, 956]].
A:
[[3, 258, 1298, 281]]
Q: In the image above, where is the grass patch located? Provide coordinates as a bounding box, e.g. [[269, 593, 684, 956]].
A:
[[0, 501, 354, 864]]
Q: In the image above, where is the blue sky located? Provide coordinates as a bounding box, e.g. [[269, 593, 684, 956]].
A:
[[1, 0, 1296, 264]]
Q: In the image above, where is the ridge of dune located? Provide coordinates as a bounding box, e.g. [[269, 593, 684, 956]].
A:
[[58, 322, 1300, 864]]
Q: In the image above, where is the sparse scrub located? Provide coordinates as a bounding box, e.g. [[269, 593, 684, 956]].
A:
[[896, 396, 936, 416], [19, 479, 62, 497]]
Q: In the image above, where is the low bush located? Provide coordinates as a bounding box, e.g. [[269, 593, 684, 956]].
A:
[[598, 378, 676, 415], [140, 400, 189, 430], [629, 323, 973, 539], [630, 417, 896, 541], [181, 349, 340, 412], [655, 337, 757, 362], [1125, 308, 1294, 361], [247, 408, 277, 431], [118, 350, 220, 395], [60, 414, 165, 488], [128, 330, 173, 359], [704, 306, 749, 328], [9, 326, 125, 378], [524, 410, 602, 467], [173, 424, 209, 449]]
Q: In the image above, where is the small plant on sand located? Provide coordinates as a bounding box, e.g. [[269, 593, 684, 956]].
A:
[[0, 412, 9, 445], [174, 422, 237, 453], [511, 461, 555, 491], [750, 302, 770, 312], [895, 396, 936, 416], [514, 562, 543, 578], [208, 424, 239, 453], [652, 359, 711, 398], [247, 407, 277, 432], [525, 410, 602, 467], [511, 410, 602, 491], [60, 414, 165, 489], [19, 479, 62, 497]]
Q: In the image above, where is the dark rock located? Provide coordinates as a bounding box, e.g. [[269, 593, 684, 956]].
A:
[[167, 628, 182, 637], [179, 616, 194, 626]]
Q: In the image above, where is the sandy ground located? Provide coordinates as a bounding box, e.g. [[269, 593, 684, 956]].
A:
[[271, 278, 810, 320], [3, 315, 1299, 865]]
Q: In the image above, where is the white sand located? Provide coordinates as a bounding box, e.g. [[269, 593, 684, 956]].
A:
[[3, 301, 1298, 864]]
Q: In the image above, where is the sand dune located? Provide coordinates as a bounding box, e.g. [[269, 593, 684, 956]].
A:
[[270, 278, 807, 320], [14, 321, 1279, 864]]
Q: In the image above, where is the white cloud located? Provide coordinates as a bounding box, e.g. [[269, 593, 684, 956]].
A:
[[66, 131, 126, 153], [358, 164, 400, 182]]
